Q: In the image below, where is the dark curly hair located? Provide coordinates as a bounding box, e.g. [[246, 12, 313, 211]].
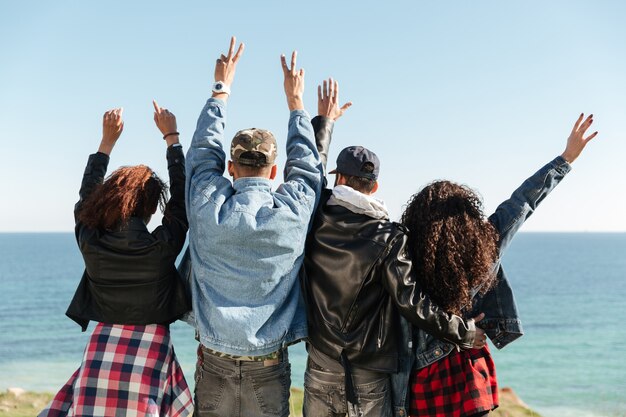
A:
[[400, 180, 499, 316], [78, 165, 167, 231]]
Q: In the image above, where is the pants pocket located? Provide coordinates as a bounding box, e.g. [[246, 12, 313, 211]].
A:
[[250, 362, 291, 417], [194, 362, 227, 414], [355, 376, 392, 417]]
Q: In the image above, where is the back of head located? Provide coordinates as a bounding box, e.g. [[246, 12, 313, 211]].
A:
[[78, 165, 167, 230], [331, 146, 380, 194], [400, 180, 498, 315]]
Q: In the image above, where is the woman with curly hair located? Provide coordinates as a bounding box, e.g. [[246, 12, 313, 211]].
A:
[[400, 114, 598, 417], [40, 102, 193, 417]]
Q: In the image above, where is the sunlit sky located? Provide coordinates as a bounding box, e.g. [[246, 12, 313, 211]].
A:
[[1, 1, 624, 232]]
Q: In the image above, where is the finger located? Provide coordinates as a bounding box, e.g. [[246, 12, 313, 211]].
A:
[[291, 51, 297, 75], [333, 79, 339, 101], [327, 78, 333, 101], [299, 68, 305, 77], [226, 36, 236, 61], [323, 79, 328, 101], [152, 100, 161, 114], [578, 114, 594, 135], [330, 78, 337, 101], [118, 107, 124, 117], [280, 54, 289, 75], [340, 102, 353, 112], [472, 312, 485, 323], [571, 113, 584, 135], [584, 131, 599, 143], [233, 42, 245, 64], [317, 84, 322, 102]]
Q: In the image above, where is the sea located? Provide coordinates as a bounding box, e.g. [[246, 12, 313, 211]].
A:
[[0, 233, 624, 417]]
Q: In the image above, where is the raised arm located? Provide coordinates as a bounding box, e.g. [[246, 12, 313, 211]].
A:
[[383, 232, 486, 350], [151, 100, 188, 254], [489, 113, 598, 253], [186, 37, 244, 200], [311, 78, 352, 171], [277, 51, 323, 209], [74, 108, 123, 221]]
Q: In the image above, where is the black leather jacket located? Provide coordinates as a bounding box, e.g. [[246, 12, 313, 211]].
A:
[[66, 145, 190, 330], [302, 117, 476, 373]]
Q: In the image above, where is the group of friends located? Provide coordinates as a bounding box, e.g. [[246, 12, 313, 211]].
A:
[[40, 36, 598, 417]]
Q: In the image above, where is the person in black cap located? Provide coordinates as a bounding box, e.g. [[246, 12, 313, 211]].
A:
[[300, 138, 486, 416]]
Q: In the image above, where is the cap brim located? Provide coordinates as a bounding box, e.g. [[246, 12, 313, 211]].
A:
[[328, 169, 338, 175]]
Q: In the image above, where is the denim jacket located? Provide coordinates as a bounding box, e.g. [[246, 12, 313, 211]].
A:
[[392, 155, 572, 416], [184, 98, 323, 356]]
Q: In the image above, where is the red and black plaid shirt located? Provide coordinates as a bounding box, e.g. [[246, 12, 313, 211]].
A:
[[39, 323, 193, 417], [410, 345, 498, 417]]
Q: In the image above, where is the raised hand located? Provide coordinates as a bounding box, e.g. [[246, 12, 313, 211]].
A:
[[281, 51, 305, 111], [153, 100, 179, 146], [318, 78, 352, 121], [213, 36, 244, 97], [561, 113, 598, 164], [98, 108, 124, 155]]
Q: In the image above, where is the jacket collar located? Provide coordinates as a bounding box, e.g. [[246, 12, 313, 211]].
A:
[[232, 176, 272, 192], [120, 217, 149, 232]]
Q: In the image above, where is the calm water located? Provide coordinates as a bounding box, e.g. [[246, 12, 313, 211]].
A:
[[0, 233, 624, 417]]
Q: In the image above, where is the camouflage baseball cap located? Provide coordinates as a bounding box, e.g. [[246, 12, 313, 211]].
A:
[[230, 128, 278, 167]]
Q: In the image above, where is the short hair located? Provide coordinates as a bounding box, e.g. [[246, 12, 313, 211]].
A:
[[233, 158, 273, 178], [340, 162, 377, 193]]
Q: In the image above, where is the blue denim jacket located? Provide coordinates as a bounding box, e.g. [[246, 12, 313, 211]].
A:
[[184, 98, 323, 356], [392, 155, 572, 416]]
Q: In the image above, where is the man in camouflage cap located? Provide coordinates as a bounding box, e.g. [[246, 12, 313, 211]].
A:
[[183, 37, 326, 417]]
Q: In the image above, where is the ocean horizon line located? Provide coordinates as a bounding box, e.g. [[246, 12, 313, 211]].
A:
[[2, 230, 625, 234]]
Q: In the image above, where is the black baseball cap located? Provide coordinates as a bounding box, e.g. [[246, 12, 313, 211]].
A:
[[329, 146, 380, 180]]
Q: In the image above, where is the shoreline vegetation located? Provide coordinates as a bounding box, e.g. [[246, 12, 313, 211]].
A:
[[0, 387, 541, 417]]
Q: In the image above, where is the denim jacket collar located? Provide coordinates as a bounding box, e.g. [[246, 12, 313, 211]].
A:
[[232, 176, 273, 192]]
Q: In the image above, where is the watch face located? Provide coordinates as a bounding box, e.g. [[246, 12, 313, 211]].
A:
[[215, 83, 223, 91]]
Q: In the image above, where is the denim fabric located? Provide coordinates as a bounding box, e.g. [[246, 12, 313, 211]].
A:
[[391, 155, 572, 415], [303, 365, 392, 417], [185, 98, 322, 356], [193, 346, 291, 417]]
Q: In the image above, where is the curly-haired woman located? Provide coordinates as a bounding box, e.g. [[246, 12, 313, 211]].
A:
[[40, 102, 193, 417], [400, 114, 598, 417]]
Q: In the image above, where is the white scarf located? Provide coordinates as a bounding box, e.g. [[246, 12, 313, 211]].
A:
[[327, 185, 389, 220]]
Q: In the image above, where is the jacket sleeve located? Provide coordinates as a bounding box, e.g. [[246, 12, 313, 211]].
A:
[[152, 144, 188, 255], [185, 98, 227, 212], [311, 115, 334, 173], [276, 110, 324, 215], [382, 232, 477, 349], [489, 155, 571, 254], [74, 152, 110, 223]]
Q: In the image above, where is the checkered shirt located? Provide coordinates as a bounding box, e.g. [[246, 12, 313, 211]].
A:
[[409, 345, 499, 417], [39, 323, 193, 417]]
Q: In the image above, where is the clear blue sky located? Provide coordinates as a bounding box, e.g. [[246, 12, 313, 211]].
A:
[[1, 1, 624, 231]]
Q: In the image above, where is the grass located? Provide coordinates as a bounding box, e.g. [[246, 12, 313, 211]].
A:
[[1, 387, 540, 417]]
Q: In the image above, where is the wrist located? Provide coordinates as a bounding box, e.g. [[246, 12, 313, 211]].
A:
[[212, 92, 229, 101], [560, 151, 576, 164], [165, 134, 180, 147], [288, 97, 304, 111], [98, 140, 114, 156]]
